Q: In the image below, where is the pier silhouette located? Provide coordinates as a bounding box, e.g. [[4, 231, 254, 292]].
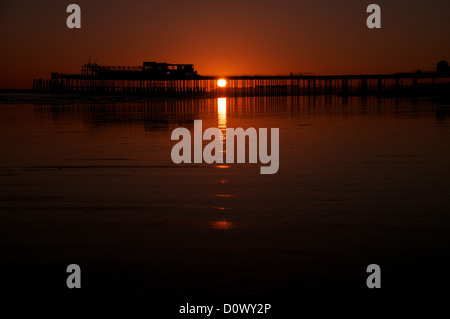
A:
[[33, 61, 450, 98]]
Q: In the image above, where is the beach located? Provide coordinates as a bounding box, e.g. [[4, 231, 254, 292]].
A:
[[1, 95, 450, 300]]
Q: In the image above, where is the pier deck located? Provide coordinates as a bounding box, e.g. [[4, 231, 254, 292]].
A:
[[33, 62, 450, 97]]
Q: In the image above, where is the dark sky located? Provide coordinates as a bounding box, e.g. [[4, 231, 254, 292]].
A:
[[0, 0, 449, 88]]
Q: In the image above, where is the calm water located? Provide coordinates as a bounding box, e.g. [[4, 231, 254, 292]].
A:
[[1, 95, 450, 299]]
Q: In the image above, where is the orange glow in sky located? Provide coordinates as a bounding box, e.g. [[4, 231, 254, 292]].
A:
[[0, 0, 449, 88]]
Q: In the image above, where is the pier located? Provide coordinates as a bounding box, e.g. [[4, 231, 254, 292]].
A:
[[33, 61, 450, 97]]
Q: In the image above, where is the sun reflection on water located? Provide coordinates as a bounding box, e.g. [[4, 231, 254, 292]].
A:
[[211, 219, 233, 230], [215, 97, 228, 169], [218, 97, 227, 134], [212, 98, 233, 230]]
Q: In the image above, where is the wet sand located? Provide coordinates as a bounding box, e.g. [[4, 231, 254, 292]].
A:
[[1, 96, 450, 302]]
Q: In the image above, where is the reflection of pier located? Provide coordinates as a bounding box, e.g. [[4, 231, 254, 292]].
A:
[[33, 61, 450, 97], [33, 96, 449, 131]]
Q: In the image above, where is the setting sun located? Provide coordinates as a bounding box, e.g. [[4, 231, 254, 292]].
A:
[[217, 79, 227, 87]]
